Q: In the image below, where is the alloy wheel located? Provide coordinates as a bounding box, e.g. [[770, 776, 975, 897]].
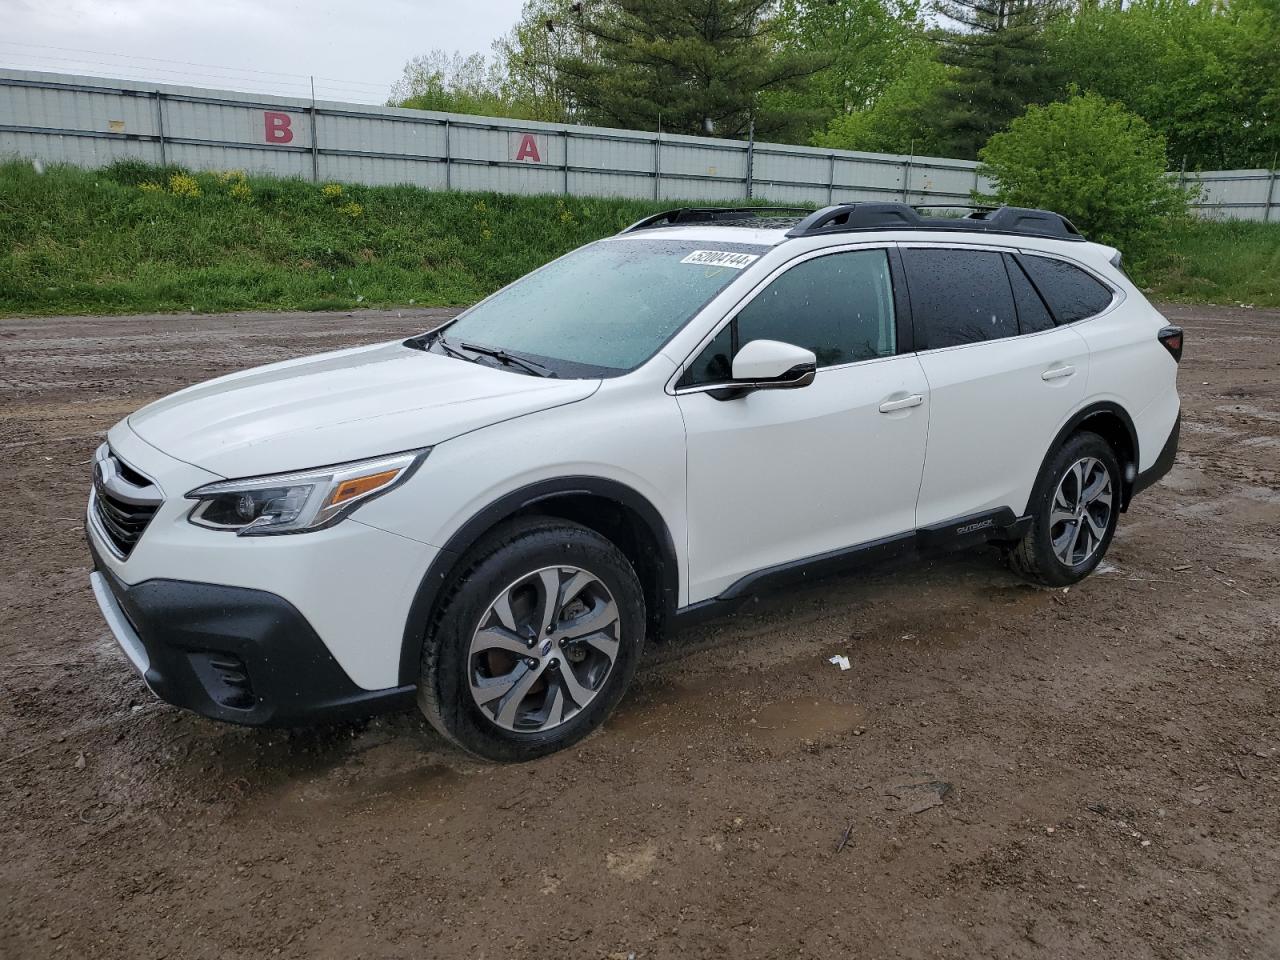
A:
[[467, 565, 621, 733], [1050, 456, 1113, 567]]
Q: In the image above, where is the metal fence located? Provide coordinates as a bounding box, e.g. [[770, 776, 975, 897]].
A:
[[2, 68, 1277, 221], [1178, 167, 1280, 222]]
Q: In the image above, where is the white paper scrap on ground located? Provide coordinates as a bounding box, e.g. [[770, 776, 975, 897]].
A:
[[828, 655, 851, 671]]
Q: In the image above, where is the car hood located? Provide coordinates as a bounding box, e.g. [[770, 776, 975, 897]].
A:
[[127, 340, 599, 477]]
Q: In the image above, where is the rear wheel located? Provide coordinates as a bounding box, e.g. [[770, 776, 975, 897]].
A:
[[1010, 431, 1120, 587], [418, 517, 645, 761]]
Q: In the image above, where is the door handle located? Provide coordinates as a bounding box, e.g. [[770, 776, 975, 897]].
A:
[[1042, 364, 1076, 381], [878, 394, 924, 413]]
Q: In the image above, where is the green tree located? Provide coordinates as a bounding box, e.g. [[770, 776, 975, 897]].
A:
[[813, 47, 949, 154], [554, 0, 827, 138], [1043, 0, 1280, 170], [763, 0, 929, 140], [978, 93, 1193, 258], [389, 50, 523, 117], [491, 0, 596, 123], [930, 0, 1061, 159], [390, 2, 590, 122]]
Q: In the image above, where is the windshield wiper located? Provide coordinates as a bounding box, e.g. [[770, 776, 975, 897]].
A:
[[456, 341, 557, 378], [406, 329, 461, 355], [430, 332, 474, 363]]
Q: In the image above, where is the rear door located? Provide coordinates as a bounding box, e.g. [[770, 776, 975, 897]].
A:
[[1017, 254, 1175, 468], [904, 245, 1091, 526]]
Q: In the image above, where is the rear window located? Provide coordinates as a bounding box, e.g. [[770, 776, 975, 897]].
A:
[[1021, 255, 1114, 323], [902, 248, 1017, 349]]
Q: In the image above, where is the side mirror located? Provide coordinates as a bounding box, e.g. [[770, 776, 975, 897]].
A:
[[729, 339, 817, 391]]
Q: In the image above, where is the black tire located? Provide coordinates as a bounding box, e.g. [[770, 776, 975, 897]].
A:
[[1010, 431, 1121, 587], [417, 516, 645, 762]]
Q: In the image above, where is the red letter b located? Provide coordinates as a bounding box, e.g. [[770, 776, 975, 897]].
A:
[[264, 111, 294, 144]]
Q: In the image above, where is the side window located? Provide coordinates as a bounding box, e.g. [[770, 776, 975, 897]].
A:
[[678, 249, 897, 388], [679, 323, 733, 387], [1020, 255, 1114, 323], [1004, 254, 1055, 334], [902, 248, 1017, 349], [736, 250, 896, 367]]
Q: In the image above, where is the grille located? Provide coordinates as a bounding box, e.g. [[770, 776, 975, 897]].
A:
[[92, 448, 162, 558]]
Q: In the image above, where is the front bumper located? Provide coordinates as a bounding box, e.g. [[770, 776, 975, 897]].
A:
[[87, 420, 441, 694], [85, 419, 440, 725], [88, 536, 416, 726]]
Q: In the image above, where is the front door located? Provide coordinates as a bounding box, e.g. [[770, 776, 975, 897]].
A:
[[675, 247, 931, 603]]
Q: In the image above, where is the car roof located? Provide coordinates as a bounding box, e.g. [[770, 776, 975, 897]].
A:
[[618, 202, 1089, 248], [614, 222, 1116, 262], [614, 206, 1122, 271], [608, 225, 792, 247]]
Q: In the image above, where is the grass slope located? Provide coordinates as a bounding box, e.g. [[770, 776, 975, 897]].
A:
[[1142, 219, 1280, 309], [1, 159, 1277, 314], [0, 160, 673, 316]]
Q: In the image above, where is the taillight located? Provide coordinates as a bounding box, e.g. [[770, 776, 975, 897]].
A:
[[1158, 325, 1183, 363]]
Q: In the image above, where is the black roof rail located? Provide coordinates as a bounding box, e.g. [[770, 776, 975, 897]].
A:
[[785, 202, 1084, 241], [621, 206, 815, 233], [911, 203, 999, 213]]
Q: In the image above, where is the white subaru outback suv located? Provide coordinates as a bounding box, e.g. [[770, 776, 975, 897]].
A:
[[87, 203, 1182, 761]]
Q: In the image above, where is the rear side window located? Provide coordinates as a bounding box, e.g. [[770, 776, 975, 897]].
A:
[[902, 248, 1017, 349], [1020, 255, 1114, 323], [1004, 254, 1055, 334]]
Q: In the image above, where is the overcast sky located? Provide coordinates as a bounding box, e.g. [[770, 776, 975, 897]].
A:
[[0, 0, 527, 103]]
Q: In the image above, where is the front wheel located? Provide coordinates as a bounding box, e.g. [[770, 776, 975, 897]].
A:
[[1010, 431, 1121, 587], [417, 517, 645, 761]]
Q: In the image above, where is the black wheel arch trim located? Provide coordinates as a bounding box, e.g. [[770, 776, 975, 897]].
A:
[[1036, 401, 1141, 511], [398, 476, 680, 686]]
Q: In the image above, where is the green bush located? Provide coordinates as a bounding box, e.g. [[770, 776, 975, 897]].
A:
[[97, 157, 185, 186], [978, 93, 1194, 260]]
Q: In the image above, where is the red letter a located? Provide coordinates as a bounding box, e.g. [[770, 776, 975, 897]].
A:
[[515, 133, 541, 162]]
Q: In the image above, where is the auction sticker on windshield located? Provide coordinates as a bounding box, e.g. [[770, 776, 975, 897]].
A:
[[680, 250, 760, 269]]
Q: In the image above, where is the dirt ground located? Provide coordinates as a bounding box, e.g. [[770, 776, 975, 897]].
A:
[[1, 303, 1277, 960]]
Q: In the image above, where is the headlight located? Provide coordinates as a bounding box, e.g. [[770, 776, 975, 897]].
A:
[[185, 449, 428, 536]]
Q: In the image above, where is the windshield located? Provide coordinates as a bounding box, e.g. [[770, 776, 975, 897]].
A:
[[437, 238, 768, 376]]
